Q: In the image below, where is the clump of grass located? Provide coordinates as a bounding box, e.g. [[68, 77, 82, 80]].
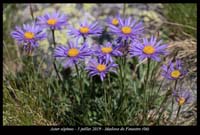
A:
[[163, 4, 197, 38], [3, 76, 57, 125]]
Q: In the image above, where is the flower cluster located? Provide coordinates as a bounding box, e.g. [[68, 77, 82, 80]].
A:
[[11, 11, 190, 87], [10, 8, 194, 124]]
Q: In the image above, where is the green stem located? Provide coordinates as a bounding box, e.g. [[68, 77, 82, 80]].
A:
[[150, 63, 170, 122], [123, 3, 126, 18], [169, 80, 178, 119], [148, 77, 165, 111], [122, 39, 127, 91], [117, 40, 128, 124], [156, 78, 165, 94], [174, 80, 178, 90], [148, 77, 165, 116], [90, 77, 94, 97], [143, 58, 150, 122], [146, 58, 151, 84], [132, 57, 140, 79], [83, 35, 86, 43], [154, 62, 171, 100], [156, 100, 171, 125], [75, 63, 83, 98], [51, 29, 62, 82], [108, 73, 112, 122], [155, 91, 170, 124], [119, 57, 124, 91], [52, 29, 56, 48], [175, 105, 181, 125], [119, 40, 127, 105], [29, 4, 35, 21], [103, 80, 107, 125], [108, 73, 111, 90]]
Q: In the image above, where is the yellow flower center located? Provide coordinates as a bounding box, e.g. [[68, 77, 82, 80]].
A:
[[112, 18, 119, 25], [121, 26, 132, 34], [143, 45, 155, 55], [79, 26, 90, 34], [67, 48, 79, 57], [47, 19, 57, 25], [171, 70, 181, 78], [178, 97, 185, 106], [96, 64, 106, 72], [24, 32, 34, 39], [101, 47, 113, 54]]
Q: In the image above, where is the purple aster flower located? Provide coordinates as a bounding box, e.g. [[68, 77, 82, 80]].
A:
[[54, 41, 91, 68], [161, 59, 187, 80], [11, 23, 46, 50], [85, 58, 118, 81], [173, 90, 192, 106], [108, 16, 144, 41], [94, 42, 122, 63], [106, 14, 121, 26], [68, 20, 103, 39], [37, 12, 67, 30], [129, 36, 168, 62]]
